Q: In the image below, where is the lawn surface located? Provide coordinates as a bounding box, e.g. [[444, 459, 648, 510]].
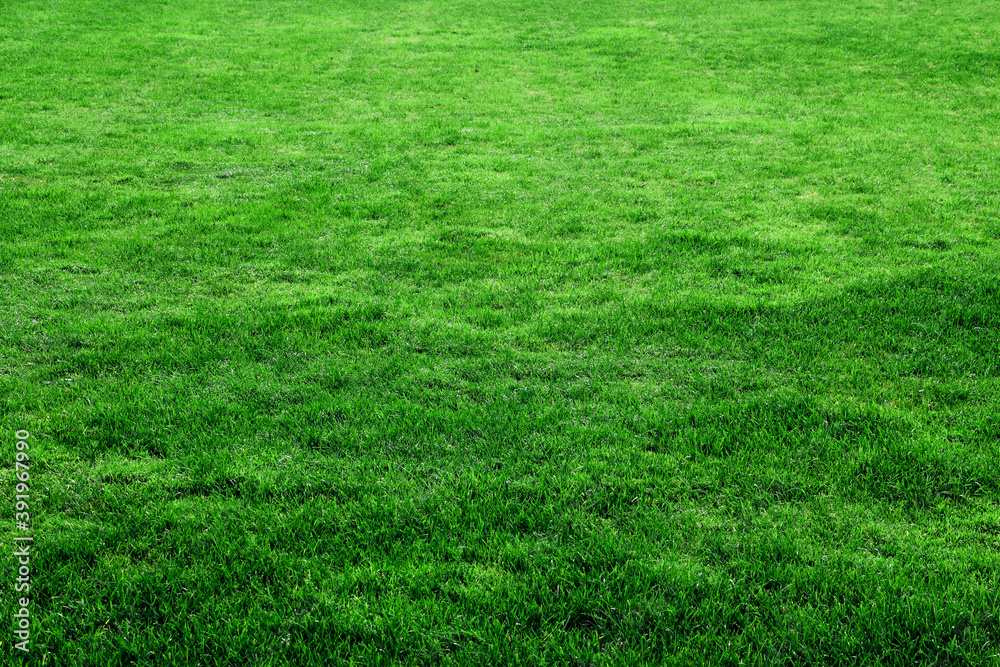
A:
[[2, 0, 1000, 664]]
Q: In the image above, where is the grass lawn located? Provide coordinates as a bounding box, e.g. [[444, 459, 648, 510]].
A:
[[2, 0, 1000, 664]]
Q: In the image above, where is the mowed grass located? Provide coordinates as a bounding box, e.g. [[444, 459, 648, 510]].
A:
[[2, 0, 1000, 664]]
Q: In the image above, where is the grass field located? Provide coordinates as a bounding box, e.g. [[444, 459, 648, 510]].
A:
[[2, 0, 1000, 664]]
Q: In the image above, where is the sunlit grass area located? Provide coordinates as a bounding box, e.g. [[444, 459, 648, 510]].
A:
[[2, 0, 999, 664]]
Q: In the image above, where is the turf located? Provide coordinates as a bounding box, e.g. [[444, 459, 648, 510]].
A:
[[2, 0, 1000, 664]]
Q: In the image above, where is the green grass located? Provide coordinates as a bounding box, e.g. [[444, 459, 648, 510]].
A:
[[2, 0, 1000, 664]]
